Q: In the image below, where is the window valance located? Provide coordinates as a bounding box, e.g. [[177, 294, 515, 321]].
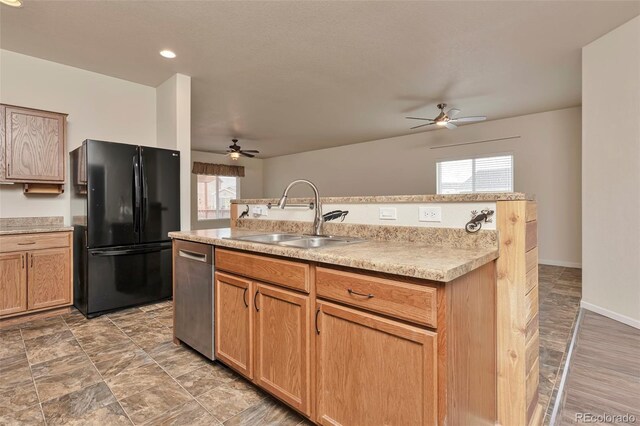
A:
[[192, 162, 245, 177]]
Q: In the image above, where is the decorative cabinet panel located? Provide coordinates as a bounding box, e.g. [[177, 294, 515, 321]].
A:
[[0, 252, 28, 316], [0, 232, 73, 319], [1, 104, 67, 193], [254, 282, 310, 415], [215, 271, 254, 379]]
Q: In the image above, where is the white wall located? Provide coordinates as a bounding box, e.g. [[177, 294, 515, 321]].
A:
[[0, 50, 157, 222], [157, 74, 192, 231], [264, 107, 582, 267], [191, 150, 263, 230], [582, 16, 640, 328]]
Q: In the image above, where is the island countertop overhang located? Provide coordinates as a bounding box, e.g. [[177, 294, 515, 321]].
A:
[[168, 228, 498, 282]]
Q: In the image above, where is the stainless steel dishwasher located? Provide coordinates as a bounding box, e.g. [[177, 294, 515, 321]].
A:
[[173, 239, 215, 360]]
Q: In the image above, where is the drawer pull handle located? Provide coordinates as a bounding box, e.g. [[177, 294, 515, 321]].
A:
[[315, 308, 321, 335], [242, 288, 248, 308], [348, 288, 374, 299], [178, 250, 207, 262], [18, 242, 36, 245]]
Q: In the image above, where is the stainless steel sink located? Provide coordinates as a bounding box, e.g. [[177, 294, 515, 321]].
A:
[[278, 236, 363, 249], [227, 233, 364, 249], [232, 233, 302, 244]]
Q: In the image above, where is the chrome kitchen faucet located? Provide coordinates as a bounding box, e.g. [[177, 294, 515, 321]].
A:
[[277, 179, 324, 236]]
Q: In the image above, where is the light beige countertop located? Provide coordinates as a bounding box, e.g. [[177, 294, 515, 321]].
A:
[[0, 225, 74, 235], [232, 192, 532, 205], [169, 228, 498, 282], [0, 217, 73, 235]]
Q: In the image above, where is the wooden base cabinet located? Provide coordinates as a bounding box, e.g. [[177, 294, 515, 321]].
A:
[[27, 248, 72, 310], [0, 252, 28, 316], [214, 270, 312, 416], [215, 272, 254, 379], [211, 249, 498, 425], [315, 301, 438, 426], [255, 283, 310, 415], [0, 232, 73, 320]]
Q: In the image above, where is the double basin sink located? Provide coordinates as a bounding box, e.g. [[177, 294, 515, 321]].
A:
[[227, 233, 364, 249]]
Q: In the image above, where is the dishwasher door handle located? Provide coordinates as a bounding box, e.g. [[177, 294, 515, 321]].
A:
[[178, 249, 208, 262]]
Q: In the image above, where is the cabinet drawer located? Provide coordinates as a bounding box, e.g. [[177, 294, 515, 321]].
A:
[[316, 267, 438, 327], [215, 248, 310, 293], [0, 232, 71, 253]]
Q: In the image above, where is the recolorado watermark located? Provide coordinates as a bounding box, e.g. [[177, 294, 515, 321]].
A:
[[576, 413, 637, 423]]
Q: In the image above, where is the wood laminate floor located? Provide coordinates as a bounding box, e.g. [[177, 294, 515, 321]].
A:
[[0, 264, 581, 425], [556, 310, 640, 425]]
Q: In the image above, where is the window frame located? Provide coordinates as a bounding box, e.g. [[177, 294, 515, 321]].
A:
[[436, 152, 514, 195], [196, 174, 241, 222]]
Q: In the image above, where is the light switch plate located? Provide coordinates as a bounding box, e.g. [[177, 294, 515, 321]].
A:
[[379, 207, 397, 220], [419, 206, 442, 222]]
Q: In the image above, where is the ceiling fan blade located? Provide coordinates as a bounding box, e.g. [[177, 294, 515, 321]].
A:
[[405, 117, 435, 121], [211, 150, 229, 155], [445, 122, 458, 130], [241, 150, 260, 153], [450, 116, 487, 123], [240, 152, 255, 158], [410, 122, 436, 130], [446, 108, 461, 118]]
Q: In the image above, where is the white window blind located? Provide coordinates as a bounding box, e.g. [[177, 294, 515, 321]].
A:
[[437, 155, 513, 194]]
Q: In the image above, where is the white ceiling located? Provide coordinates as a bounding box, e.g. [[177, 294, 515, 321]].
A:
[[1, 1, 638, 157]]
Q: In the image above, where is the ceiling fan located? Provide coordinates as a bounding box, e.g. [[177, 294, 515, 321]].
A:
[[214, 139, 259, 160], [406, 103, 487, 130]]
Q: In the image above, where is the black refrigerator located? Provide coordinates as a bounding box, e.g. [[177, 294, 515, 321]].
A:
[[70, 140, 180, 317]]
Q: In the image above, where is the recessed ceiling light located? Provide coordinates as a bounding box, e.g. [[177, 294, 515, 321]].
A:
[[159, 50, 176, 59], [0, 0, 23, 7]]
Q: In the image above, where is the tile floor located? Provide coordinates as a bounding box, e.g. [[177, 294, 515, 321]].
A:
[[0, 265, 581, 425], [537, 265, 582, 425], [0, 301, 308, 425]]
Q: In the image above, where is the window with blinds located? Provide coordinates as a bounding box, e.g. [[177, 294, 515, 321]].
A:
[[436, 154, 513, 194]]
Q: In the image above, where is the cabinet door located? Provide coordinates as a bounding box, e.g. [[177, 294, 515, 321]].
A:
[[5, 106, 65, 182], [255, 283, 310, 415], [316, 301, 438, 426], [0, 252, 27, 316], [215, 272, 254, 379], [27, 248, 71, 310]]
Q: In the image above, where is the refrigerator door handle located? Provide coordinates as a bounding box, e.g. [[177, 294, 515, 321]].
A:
[[133, 155, 141, 233], [91, 246, 170, 257], [140, 149, 148, 232]]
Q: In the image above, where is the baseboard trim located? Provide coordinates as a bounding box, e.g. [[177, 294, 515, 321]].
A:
[[539, 259, 582, 268], [580, 301, 640, 329]]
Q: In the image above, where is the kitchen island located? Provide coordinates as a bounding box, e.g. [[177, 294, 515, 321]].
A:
[[170, 193, 540, 426]]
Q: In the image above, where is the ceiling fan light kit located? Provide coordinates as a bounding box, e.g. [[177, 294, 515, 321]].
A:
[[214, 138, 260, 160], [406, 103, 487, 130], [0, 0, 22, 7]]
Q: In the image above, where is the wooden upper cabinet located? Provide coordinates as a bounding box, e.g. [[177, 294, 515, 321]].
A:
[[215, 271, 254, 379], [316, 301, 438, 426], [3, 105, 66, 183], [254, 283, 310, 415], [0, 252, 28, 316], [27, 247, 71, 310]]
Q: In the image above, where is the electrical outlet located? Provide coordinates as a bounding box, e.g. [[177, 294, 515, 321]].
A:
[[379, 207, 397, 220], [252, 206, 267, 217], [419, 206, 442, 222]]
